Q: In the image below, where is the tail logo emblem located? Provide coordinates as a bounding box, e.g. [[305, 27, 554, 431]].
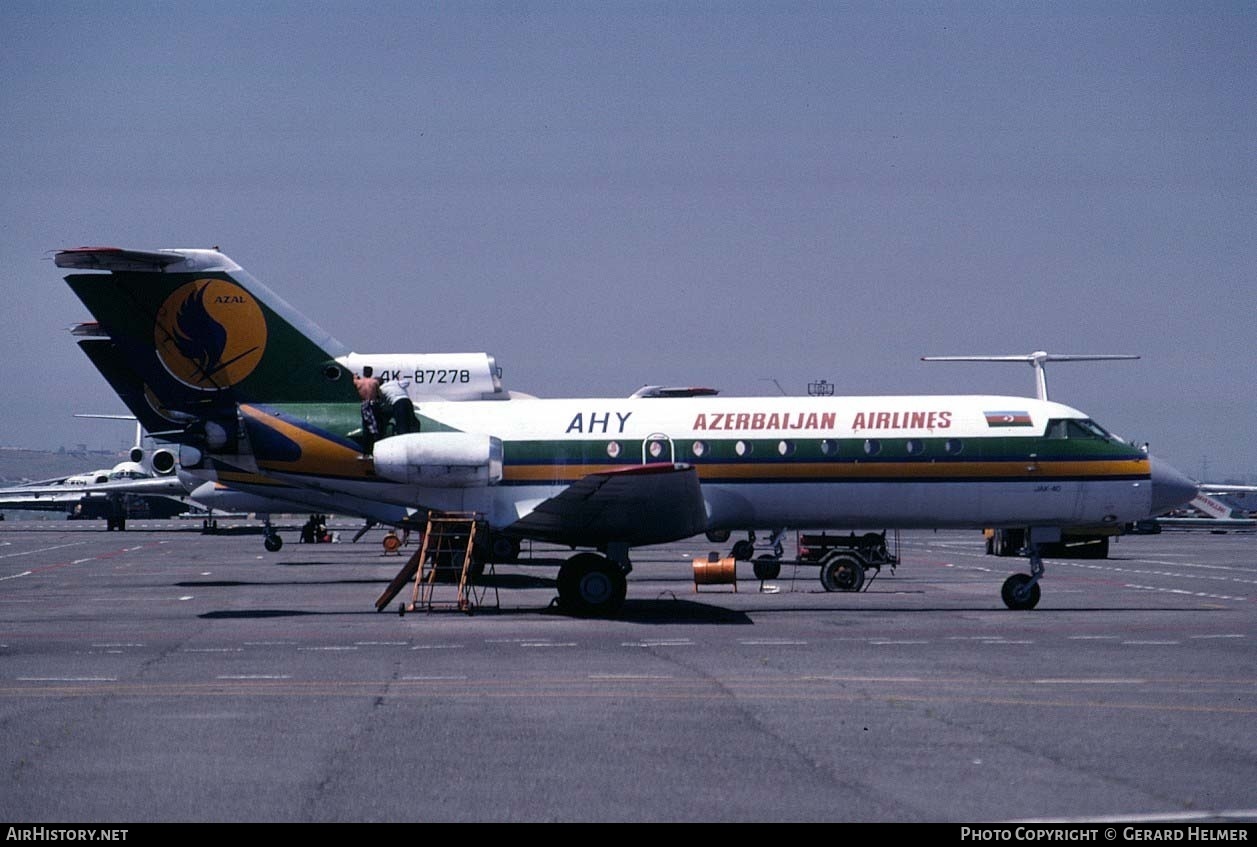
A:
[[154, 279, 268, 390]]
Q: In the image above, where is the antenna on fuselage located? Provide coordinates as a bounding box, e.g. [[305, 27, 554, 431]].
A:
[[920, 352, 1140, 401]]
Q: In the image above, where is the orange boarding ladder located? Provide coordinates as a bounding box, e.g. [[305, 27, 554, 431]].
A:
[[376, 512, 498, 615]]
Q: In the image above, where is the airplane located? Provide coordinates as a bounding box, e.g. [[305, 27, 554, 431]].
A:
[[54, 246, 1200, 614], [0, 439, 188, 529], [0, 422, 333, 540], [1138, 489, 1256, 532]]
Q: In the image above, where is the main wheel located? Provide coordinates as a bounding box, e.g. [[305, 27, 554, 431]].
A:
[[705, 529, 731, 544], [820, 554, 865, 592], [752, 554, 781, 581], [1001, 573, 1041, 610], [557, 553, 627, 617], [263, 534, 283, 552], [730, 540, 755, 561]]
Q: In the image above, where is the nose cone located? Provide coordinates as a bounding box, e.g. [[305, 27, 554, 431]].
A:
[[1149, 457, 1198, 516]]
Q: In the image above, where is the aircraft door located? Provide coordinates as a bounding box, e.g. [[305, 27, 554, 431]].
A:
[[642, 433, 675, 465]]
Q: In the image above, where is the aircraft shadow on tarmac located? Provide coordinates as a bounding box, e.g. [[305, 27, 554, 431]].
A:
[[194, 591, 755, 624], [200, 609, 330, 619], [196, 601, 1212, 621], [603, 598, 754, 624], [175, 578, 388, 588]]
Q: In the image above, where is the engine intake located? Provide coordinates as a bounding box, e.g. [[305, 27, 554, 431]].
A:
[[150, 448, 177, 475], [372, 432, 503, 487]]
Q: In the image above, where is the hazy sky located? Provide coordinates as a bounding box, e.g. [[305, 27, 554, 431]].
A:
[[2, 1, 1253, 480]]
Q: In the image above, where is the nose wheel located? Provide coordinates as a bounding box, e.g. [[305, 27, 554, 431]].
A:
[[1001, 573, 1040, 609], [1001, 545, 1045, 610]]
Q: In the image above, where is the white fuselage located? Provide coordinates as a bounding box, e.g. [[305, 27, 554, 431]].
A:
[[239, 394, 1156, 537]]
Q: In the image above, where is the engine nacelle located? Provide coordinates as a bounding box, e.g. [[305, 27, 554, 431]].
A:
[[130, 446, 177, 475], [372, 432, 503, 488], [150, 448, 177, 475]]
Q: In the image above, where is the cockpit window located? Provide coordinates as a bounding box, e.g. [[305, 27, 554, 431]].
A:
[[1075, 419, 1115, 440], [1044, 418, 1114, 442]]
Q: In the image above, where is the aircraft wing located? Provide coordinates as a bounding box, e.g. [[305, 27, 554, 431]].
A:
[[507, 463, 708, 548], [0, 489, 95, 509], [0, 476, 190, 504]]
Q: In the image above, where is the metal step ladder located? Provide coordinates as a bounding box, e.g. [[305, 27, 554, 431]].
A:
[[374, 512, 495, 614]]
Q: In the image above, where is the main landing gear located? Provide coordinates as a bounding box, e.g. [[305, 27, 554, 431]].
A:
[[556, 551, 629, 617], [1001, 544, 1045, 610]]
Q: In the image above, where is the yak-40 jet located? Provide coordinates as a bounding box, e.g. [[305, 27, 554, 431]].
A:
[[55, 247, 1198, 615]]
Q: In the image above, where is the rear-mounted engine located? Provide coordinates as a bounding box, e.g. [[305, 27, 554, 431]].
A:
[[372, 432, 503, 487]]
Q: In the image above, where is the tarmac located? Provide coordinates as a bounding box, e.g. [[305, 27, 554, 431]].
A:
[[1, 518, 1254, 822]]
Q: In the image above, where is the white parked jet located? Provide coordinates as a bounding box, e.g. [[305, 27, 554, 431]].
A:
[[56, 247, 1199, 614]]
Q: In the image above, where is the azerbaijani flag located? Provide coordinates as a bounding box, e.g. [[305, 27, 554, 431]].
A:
[[984, 410, 1034, 427]]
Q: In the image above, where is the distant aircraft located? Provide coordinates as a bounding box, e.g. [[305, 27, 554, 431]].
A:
[[1143, 489, 1256, 532], [55, 247, 1199, 613], [0, 439, 186, 529]]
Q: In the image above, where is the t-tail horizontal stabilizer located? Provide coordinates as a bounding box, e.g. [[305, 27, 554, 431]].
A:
[[921, 352, 1140, 402]]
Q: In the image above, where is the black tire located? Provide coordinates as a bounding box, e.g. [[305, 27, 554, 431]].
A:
[[263, 534, 283, 552], [820, 554, 865, 592], [1001, 573, 1041, 610], [752, 554, 781, 581], [730, 540, 754, 561], [557, 553, 626, 617], [705, 529, 731, 544]]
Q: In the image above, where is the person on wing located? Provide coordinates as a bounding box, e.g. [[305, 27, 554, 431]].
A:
[[379, 378, 416, 435], [353, 366, 382, 449]]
